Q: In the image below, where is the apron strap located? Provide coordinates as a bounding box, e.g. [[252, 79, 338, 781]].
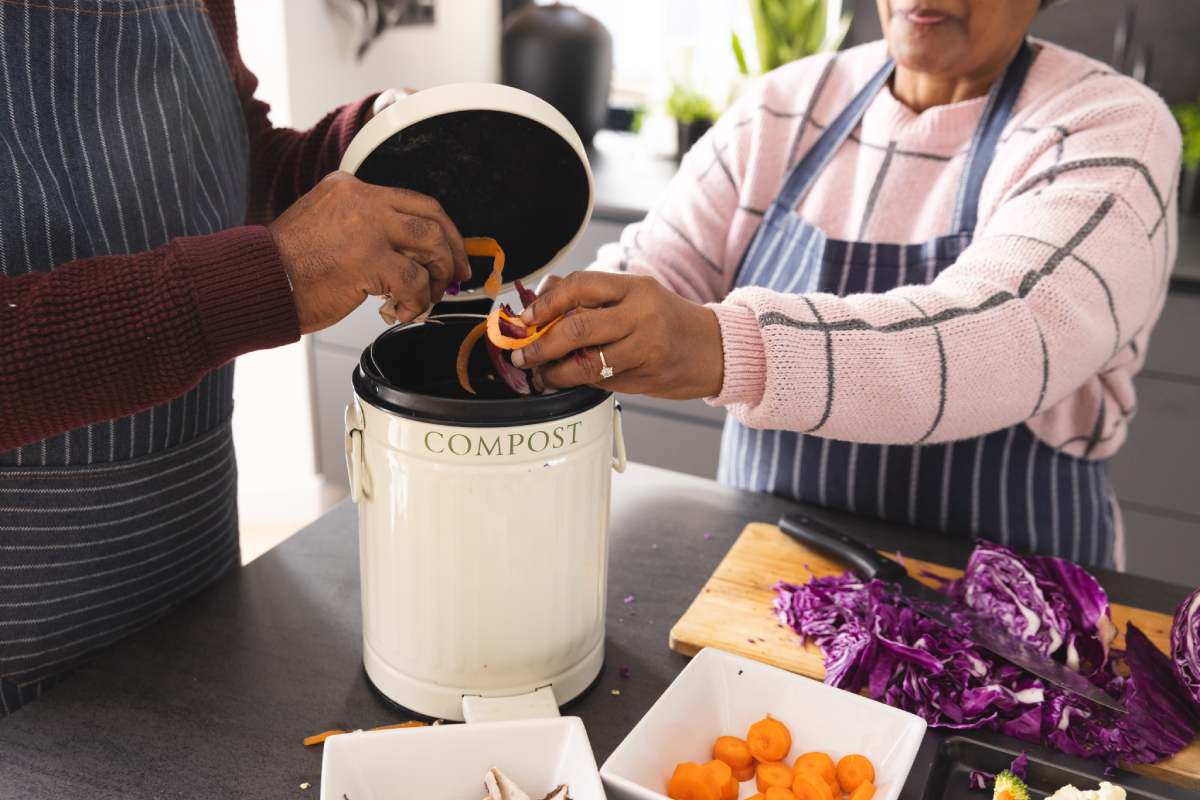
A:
[[770, 57, 897, 214], [951, 40, 1035, 234], [769, 41, 1036, 233]]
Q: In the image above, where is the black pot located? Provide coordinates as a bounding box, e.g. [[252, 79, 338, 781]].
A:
[[355, 315, 609, 425], [501, 4, 613, 146], [1180, 167, 1200, 217], [676, 119, 714, 161]]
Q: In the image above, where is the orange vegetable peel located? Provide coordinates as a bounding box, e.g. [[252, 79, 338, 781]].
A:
[[486, 306, 564, 350], [464, 237, 505, 300], [303, 720, 426, 747], [455, 320, 489, 394]]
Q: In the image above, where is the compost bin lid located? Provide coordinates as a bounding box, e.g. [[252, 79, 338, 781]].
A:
[[338, 83, 594, 298]]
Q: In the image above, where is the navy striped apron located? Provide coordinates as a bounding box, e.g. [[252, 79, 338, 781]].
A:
[[718, 43, 1118, 567], [0, 1, 248, 713]]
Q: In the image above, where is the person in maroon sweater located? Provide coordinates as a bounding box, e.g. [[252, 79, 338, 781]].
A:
[[0, 1, 467, 713], [0, 9, 467, 452]]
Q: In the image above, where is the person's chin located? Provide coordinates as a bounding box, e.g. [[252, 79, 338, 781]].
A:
[[888, 15, 968, 73], [889, 34, 966, 76]]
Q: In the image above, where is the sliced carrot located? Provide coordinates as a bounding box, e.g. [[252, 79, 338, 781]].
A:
[[302, 729, 348, 746], [747, 715, 792, 762], [792, 770, 834, 800], [464, 237, 506, 300], [368, 721, 428, 732], [733, 763, 757, 782], [455, 320, 489, 394], [997, 792, 1013, 800], [485, 306, 564, 350], [756, 762, 795, 793], [849, 781, 875, 800], [748, 795, 766, 800], [713, 736, 754, 770], [794, 752, 839, 793], [765, 788, 798, 800], [703, 761, 738, 800], [667, 762, 722, 800], [302, 721, 426, 747], [835, 754, 875, 794]]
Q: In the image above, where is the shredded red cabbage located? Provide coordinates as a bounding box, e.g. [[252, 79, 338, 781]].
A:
[[1172, 587, 1200, 710], [773, 542, 1200, 766]]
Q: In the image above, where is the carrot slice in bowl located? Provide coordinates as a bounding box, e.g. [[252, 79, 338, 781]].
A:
[[713, 735, 754, 770], [836, 754, 875, 794], [747, 715, 792, 762], [756, 762, 794, 793]]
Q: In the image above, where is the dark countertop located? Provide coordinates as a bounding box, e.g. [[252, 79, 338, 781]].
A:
[[0, 463, 1190, 799]]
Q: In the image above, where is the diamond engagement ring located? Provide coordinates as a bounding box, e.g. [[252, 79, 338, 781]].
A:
[[598, 349, 614, 380]]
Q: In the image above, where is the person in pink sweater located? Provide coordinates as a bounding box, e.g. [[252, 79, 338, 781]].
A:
[[512, 0, 1182, 568]]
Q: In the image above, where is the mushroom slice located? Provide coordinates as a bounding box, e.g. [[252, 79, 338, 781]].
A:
[[537, 786, 570, 800], [483, 768, 532, 800]]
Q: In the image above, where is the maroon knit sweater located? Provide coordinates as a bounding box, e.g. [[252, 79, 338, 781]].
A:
[[0, 1, 375, 453]]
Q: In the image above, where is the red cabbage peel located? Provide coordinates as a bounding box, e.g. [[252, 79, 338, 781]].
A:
[[486, 337, 530, 395], [1172, 587, 1200, 710], [514, 279, 538, 308], [966, 752, 1027, 792]]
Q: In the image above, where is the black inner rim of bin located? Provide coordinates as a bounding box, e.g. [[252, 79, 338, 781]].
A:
[[354, 109, 589, 292], [357, 316, 609, 425]]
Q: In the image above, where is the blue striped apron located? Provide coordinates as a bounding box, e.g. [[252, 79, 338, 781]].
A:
[[0, 1, 248, 713], [718, 42, 1118, 567]]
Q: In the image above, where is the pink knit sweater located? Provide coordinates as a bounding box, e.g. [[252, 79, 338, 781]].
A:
[[595, 40, 1180, 460]]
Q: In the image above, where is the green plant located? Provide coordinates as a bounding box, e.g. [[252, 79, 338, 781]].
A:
[[1173, 100, 1200, 171], [733, 0, 852, 75], [629, 104, 647, 135], [667, 84, 718, 124]]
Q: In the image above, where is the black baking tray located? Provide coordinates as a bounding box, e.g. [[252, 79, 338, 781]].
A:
[[900, 730, 1194, 800]]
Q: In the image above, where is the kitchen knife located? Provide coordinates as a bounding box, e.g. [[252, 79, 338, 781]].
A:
[[777, 513, 1127, 714]]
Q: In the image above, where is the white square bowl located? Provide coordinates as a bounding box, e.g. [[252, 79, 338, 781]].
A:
[[320, 716, 605, 800], [600, 648, 927, 800]]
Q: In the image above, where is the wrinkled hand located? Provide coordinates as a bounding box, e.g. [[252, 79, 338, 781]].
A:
[[510, 272, 725, 399], [269, 171, 470, 334]]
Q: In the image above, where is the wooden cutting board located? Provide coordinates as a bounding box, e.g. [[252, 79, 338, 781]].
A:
[[668, 522, 1199, 789]]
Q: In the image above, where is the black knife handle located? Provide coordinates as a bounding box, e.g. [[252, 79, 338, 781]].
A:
[[778, 514, 907, 581]]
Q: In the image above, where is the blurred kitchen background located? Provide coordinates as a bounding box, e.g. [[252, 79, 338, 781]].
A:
[[232, 0, 1200, 582]]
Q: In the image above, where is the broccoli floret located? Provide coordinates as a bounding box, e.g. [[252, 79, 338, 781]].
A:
[[993, 771, 1031, 800]]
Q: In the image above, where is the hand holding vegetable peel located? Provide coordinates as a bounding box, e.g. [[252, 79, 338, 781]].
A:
[[510, 271, 724, 398]]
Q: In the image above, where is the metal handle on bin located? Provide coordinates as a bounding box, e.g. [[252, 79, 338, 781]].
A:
[[344, 402, 372, 503], [612, 402, 627, 473]]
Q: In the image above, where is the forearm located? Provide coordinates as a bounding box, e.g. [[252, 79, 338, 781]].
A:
[[0, 227, 298, 451], [243, 97, 376, 224], [710, 188, 1166, 444], [206, 0, 375, 224]]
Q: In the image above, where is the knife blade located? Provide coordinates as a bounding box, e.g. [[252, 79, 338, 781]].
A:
[[777, 513, 1126, 714]]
